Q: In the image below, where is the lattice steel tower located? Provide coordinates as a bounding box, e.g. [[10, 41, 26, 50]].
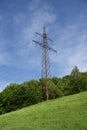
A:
[[32, 27, 57, 100]]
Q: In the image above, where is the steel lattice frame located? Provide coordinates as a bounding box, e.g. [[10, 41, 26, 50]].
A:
[[32, 27, 56, 100]]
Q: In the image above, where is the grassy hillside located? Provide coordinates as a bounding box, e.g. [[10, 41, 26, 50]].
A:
[[0, 91, 87, 130]]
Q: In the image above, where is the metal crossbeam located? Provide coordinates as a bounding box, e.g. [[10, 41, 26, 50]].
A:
[[32, 27, 57, 100], [32, 40, 57, 52], [36, 32, 53, 42]]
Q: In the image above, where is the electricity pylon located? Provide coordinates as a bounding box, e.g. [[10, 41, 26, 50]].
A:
[[32, 27, 57, 100]]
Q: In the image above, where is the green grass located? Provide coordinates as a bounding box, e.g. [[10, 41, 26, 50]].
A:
[[0, 91, 87, 130]]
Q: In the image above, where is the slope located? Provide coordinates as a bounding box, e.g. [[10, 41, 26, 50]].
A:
[[0, 91, 87, 130]]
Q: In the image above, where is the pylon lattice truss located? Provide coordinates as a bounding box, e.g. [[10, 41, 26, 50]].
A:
[[32, 27, 57, 100], [42, 27, 50, 79]]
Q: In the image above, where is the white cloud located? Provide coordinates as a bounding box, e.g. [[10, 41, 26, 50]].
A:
[[0, 1, 87, 78], [0, 37, 9, 65], [9, 2, 57, 69], [4, 4, 87, 75], [51, 14, 87, 74], [29, 0, 40, 11], [0, 81, 10, 92], [0, 53, 7, 65], [68, 40, 87, 72]]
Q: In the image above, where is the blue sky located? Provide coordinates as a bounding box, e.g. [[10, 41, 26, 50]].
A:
[[0, 0, 87, 91]]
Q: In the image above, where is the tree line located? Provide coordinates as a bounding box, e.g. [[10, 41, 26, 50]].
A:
[[0, 66, 87, 115]]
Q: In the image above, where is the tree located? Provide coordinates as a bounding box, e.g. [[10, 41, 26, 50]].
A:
[[39, 79, 63, 101], [0, 68, 87, 115], [0, 81, 40, 115], [48, 80, 64, 99], [22, 80, 40, 105], [69, 66, 87, 94], [71, 66, 79, 78]]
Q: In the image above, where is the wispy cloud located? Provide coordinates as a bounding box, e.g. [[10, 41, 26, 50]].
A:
[[50, 14, 87, 75], [0, 81, 10, 92], [29, 0, 40, 11], [0, 0, 87, 79], [9, 1, 57, 69]]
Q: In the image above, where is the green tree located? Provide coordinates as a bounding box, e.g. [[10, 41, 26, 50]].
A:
[[0, 80, 40, 115], [39, 78, 63, 101], [48, 80, 64, 99], [71, 66, 79, 78], [69, 66, 87, 94], [52, 76, 70, 96]]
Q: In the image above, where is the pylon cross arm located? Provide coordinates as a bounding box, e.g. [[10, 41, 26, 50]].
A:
[[32, 27, 57, 101], [32, 40, 57, 53]]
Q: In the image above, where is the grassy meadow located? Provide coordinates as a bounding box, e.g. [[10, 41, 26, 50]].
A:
[[0, 91, 87, 130]]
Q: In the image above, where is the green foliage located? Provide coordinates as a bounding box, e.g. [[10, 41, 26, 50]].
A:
[[71, 66, 79, 77], [69, 74, 87, 94], [0, 91, 87, 130], [48, 80, 64, 99], [0, 80, 40, 115], [0, 83, 19, 114], [52, 76, 70, 96], [0, 66, 87, 115], [22, 80, 40, 105], [68, 66, 87, 94], [39, 79, 63, 101]]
